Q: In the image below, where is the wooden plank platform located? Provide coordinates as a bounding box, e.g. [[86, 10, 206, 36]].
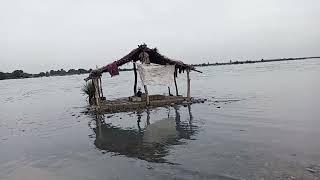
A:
[[96, 95, 190, 114]]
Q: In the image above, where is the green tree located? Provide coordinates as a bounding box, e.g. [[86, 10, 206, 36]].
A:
[[0, 72, 5, 80], [12, 70, 24, 78]]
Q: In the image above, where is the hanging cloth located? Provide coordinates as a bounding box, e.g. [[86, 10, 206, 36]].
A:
[[137, 63, 175, 86], [106, 62, 119, 77]]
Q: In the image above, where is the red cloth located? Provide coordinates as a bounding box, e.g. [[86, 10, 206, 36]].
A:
[[107, 62, 119, 77]]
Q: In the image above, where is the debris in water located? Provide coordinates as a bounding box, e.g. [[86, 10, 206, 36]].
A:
[[288, 176, 296, 180], [306, 167, 316, 173]]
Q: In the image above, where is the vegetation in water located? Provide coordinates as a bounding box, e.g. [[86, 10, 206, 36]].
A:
[[81, 81, 95, 103]]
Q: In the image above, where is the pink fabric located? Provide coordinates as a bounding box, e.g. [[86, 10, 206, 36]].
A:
[[107, 62, 119, 77]]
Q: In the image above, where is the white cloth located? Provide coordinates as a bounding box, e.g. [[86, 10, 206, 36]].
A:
[[137, 63, 175, 86]]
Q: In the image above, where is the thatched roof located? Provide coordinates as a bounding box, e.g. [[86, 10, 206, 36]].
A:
[[86, 44, 201, 80]]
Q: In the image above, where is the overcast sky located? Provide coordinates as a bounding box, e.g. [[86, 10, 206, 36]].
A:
[[1, 0, 319, 73]]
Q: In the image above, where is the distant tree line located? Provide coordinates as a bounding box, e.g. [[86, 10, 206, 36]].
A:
[[0, 67, 137, 80], [192, 57, 320, 67], [1, 56, 318, 81], [0, 68, 92, 80]]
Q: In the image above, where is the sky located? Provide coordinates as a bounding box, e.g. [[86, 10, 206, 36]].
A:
[[1, 0, 320, 73]]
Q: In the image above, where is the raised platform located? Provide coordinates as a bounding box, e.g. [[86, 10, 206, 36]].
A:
[[94, 95, 191, 114]]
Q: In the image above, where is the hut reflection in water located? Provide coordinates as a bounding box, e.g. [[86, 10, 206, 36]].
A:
[[91, 105, 197, 163]]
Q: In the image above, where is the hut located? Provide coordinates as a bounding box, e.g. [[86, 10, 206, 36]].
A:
[[85, 44, 202, 113]]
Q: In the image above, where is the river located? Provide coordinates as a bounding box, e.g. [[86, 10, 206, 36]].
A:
[[1, 59, 320, 179]]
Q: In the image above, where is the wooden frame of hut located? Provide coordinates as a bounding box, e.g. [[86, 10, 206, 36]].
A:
[[85, 44, 202, 113]]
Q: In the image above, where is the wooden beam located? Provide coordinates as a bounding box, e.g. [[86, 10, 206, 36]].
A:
[[97, 47, 140, 73], [133, 62, 138, 96], [192, 69, 203, 73], [174, 69, 179, 96], [187, 69, 191, 100], [144, 85, 150, 105]]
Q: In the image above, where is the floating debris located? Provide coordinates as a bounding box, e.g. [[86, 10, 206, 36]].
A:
[[306, 167, 316, 173]]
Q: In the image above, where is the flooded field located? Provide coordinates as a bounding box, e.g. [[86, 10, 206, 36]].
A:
[[1, 59, 320, 179]]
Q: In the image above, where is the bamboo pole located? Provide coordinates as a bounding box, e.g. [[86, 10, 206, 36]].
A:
[[99, 77, 104, 98], [187, 69, 191, 100], [97, 77, 101, 98], [93, 78, 100, 107], [174, 69, 179, 96], [144, 85, 150, 105], [133, 62, 138, 96]]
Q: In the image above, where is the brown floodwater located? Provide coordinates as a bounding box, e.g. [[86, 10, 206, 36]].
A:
[[0, 59, 320, 179]]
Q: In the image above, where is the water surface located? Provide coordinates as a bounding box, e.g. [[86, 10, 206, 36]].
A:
[[1, 59, 320, 179]]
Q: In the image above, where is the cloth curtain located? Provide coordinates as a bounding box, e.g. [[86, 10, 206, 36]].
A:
[[137, 63, 175, 86]]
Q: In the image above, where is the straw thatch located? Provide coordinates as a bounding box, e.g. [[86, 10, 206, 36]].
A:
[[87, 44, 201, 80]]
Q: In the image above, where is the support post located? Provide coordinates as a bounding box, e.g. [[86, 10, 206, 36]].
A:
[[168, 87, 171, 95], [93, 78, 100, 107], [187, 69, 191, 100], [174, 69, 179, 96], [97, 77, 102, 98], [144, 85, 150, 105], [99, 77, 104, 98], [133, 62, 138, 96]]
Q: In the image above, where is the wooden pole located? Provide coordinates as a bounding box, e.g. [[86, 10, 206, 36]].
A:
[[133, 62, 138, 96], [174, 69, 179, 96], [93, 78, 100, 107], [187, 69, 191, 100], [168, 87, 171, 95], [144, 85, 150, 105], [97, 77, 101, 98], [99, 77, 104, 98]]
